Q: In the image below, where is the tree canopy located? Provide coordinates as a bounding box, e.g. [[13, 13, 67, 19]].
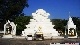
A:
[[0, 0, 29, 30], [0, 0, 28, 21], [14, 16, 32, 35]]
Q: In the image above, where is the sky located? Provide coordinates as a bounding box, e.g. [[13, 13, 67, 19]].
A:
[[23, 0, 80, 19]]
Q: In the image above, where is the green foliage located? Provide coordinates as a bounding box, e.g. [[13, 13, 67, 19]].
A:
[[51, 19, 67, 33], [14, 16, 32, 35], [0, 0, 29, 30], [0, 0, 29, 21], [51, 19, 67, 36]]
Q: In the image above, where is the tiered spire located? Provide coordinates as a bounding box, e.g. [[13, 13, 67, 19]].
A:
[[67, 12, 74, 25]]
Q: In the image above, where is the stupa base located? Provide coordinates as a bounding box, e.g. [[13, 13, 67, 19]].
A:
[[2, 34, 13, 38], [68, 36, 77, 38]]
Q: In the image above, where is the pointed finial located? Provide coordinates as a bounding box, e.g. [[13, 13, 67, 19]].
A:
[[69, 11, 72, 19], [8, 20, 10, 23], [69, 11, 70, 17]]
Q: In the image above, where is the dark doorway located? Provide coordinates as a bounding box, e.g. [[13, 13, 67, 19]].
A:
[[35, 34, 44, 40], [69, 28, 76, 36]]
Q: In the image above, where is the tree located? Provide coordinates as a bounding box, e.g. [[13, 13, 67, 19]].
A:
[[0, 0, 29, 20], [14, 16, 32, 35], [51, 19, 63, 30], [51, 19, 67, 36], [0, 0, 29, 30]]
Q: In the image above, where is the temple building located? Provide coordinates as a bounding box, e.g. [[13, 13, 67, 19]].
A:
[[65, 16, 78, 38], [22, 9, 59, 40]]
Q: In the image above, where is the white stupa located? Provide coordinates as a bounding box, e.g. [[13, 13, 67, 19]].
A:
[[65, 15, 77, 38], [22, 9, 59, 39]]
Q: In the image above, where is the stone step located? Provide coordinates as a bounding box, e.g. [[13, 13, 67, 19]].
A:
[[2, 35, 13, 38]]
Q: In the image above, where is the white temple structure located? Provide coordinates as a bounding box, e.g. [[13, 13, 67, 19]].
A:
[[22, 9, 59, 40], [3, 20, 17, 38], [65, 16, 78, 38]]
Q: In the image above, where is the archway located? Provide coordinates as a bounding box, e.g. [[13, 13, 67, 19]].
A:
[[5, 23, 12, 35], [69, 28, 76, 36]]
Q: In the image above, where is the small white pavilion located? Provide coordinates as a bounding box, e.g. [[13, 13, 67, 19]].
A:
[[3, 20, 17, 38], [65, 16, 78, 38]]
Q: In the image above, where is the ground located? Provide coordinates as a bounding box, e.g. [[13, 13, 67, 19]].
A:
[[0, 38, 80, 45]]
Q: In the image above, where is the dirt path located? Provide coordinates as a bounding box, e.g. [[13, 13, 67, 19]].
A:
[[0, 38, 80, 45]]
